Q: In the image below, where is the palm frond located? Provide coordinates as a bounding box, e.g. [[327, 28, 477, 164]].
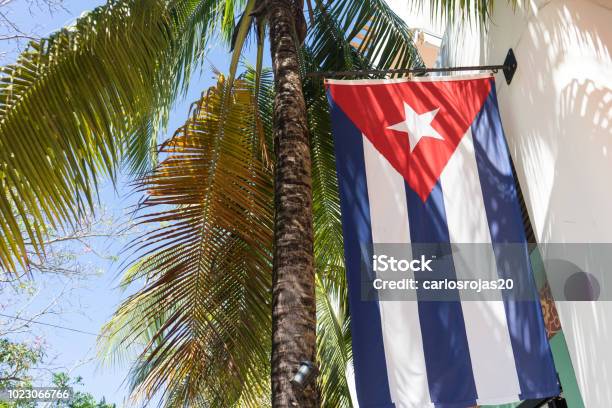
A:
[[407, 0, 517, 24], [316, 273, 352, 407], [242, 64, 274, 166], [0, 0, 234, 272], [307, 69, 351, 408], [100, 75, 272, 407], [308, 0, 424, 72]]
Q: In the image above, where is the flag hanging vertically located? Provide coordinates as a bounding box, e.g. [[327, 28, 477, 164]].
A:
[[327, 75, 560, 408]]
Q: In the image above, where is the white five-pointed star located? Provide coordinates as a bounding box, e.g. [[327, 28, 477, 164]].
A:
[[387, 102, 443, 152]]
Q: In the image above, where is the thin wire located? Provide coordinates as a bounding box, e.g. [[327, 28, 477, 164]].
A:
[[0, 312, 106, 337]]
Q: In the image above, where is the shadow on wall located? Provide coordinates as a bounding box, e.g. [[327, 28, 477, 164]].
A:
[[489, 1, 611, 407], [497, 1, 611, 243]]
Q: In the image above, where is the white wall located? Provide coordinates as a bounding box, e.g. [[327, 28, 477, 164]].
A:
[[384, 0, 446, 38], [432, 1, 612, 406]]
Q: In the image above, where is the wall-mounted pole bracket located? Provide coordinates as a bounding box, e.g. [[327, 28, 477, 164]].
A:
[[306, 48, 519, 85], [502, 48, 518, 85]]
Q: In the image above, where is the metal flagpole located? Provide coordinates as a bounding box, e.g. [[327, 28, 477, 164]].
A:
[[306, 48, 518, 85]]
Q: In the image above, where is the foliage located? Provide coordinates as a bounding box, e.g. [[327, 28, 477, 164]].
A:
[[0, 0, 224, 272], [51, 373, 116, 408], [0, 345, 114, 408], [101, 75, 273, 407], [0, 339, 42, 390], [405, 0, 517, 24]]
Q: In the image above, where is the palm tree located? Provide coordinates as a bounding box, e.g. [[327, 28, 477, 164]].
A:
[[266, 1, 317, 405], [0, 0, 507, 405]]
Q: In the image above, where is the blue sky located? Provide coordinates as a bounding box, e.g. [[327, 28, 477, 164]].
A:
[[0, 0, 269, 403]]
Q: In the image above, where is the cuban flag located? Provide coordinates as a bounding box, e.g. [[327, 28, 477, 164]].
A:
[[327, 75, 560, 408]]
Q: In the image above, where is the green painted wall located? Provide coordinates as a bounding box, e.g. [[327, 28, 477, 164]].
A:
[[550, 332, 585, 408]]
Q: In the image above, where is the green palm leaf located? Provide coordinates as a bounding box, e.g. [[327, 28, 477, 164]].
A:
[[308, 0, 424, 72], [410, 0, 516, 23], [101, 76, 273, 407], [316, 273, 352, 407], [0, 0, 228, 272], [307, 90, 352, 406]]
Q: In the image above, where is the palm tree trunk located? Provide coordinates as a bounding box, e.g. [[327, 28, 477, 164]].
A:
[[267, 0, 318, 406]]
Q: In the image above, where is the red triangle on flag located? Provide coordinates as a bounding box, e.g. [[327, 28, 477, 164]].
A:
[[327, 77, 492, 201]]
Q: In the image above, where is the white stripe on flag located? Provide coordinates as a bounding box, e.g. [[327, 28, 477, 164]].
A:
[[362, 135, 433, 408], [440, 129, 522, 405]]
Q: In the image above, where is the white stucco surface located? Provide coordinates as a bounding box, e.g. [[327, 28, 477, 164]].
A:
[[384, 0, 446, 38], [427, 1, 612, 406]]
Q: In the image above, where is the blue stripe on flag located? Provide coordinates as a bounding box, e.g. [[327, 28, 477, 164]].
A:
[[471, 83, 560, 400], [329, 93, 395, 407], [405, 182, 478, 408]]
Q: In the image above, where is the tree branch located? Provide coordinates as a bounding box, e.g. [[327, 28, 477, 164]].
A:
[[0, 34, 39, 41]]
